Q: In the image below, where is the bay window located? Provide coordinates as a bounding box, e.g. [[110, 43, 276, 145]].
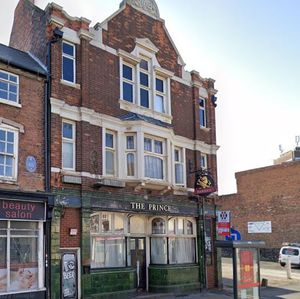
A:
[[174, 147, 184, 185], [90, 212, 126, 268], [105, 131, 116, 176], [0, 221, 43, 293], [62, 120, 75, 170], [144, 137, 165, 180], [0, 126, 17, 179]]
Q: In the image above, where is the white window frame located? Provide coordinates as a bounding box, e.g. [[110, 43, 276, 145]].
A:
[[62, 119, 76, 171], [0, 124, 18, 180], [143, 136, 166, 181], [62, 41, 76, 84], [104, 130, 117, 177], [0, 70, 19, 105], [174, 147, 185, 186], [138, 57, 151, 108], [125, 134, 136, 178], [200, 153, 208, 170], [154, 76, 166, 114], [199, 98, 206, 128], [121, 62, 135, 103]]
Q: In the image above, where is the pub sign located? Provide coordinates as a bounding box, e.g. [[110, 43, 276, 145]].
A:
[[194, 170, 216, 196]]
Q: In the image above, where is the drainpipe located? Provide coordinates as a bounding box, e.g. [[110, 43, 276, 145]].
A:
[[45, 27, 63, 299]]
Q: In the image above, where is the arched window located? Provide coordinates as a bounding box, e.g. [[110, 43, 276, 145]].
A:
[[152, 218, 165, 234]]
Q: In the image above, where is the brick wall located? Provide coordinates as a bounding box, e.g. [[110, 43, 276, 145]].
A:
[[0, 63, 45, 192], [217, 161, 300, 254]]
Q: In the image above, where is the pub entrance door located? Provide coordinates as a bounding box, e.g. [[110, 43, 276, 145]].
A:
[[130, 237, 146, 290]]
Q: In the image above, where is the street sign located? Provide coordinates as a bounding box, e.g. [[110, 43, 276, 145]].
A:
[[217, 211, 230, 236], [225, 228, 242, 241]]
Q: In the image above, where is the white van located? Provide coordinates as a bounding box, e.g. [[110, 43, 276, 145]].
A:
[[278, 243, 300, 267]]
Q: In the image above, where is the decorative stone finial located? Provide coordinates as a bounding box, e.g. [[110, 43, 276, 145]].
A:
[[120, 0, 160, 19]]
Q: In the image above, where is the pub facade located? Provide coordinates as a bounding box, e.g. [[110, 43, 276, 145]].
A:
[[9, 0, 219, 297]]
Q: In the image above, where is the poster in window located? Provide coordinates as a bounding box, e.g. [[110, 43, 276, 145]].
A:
[[62, 253, 77, 299], [10, 267, 38, 291]]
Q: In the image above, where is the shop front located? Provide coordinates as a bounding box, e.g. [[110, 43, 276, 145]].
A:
[[81, 192, 216, 298], [0, 191, 53, 299]]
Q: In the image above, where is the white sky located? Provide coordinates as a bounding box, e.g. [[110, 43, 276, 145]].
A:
[[1, 0, 300, 195]]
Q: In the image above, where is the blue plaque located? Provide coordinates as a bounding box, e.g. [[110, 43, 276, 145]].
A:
[[26, 156, 37, 173]]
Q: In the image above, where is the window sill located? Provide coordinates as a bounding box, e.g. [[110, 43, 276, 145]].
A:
[[200, 126, 210, 132], [60, 79, 81, 89], [126, 179, 171, 191], [0, 98, 21, 108], [0, 177, 18, 185], [119, 99, 172, 124]]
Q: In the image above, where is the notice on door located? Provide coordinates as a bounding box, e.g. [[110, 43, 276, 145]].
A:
[[62, 252, 77, 299]]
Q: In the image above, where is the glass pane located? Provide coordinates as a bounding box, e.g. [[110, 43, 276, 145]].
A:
[[5, 166, 12, 177], [140, 59, 148, 71], [144, 156, 163, 179], [186, 221, 193, 235], [63, 42, 74, 56], [199, 98, 205, 108], [144, 138, 152, 151], [174, 149, 179, 162], [62, 142, 74, 169], [105, 133, 114, 148], [9, 85, 17, 93], [123, 82, 133, 102], [140, 89, 149, 108], [175, 164, 184, 184], [9, 75, 18, 83], [62, 57, 74, 83], [0, 72, 8, 80], [0, 142, 5, 153], [9, 93, 17, 102], [114, 214, 124, 233], [6, 156, 13, 166], [0, 155, 3, 164], [127, 153, 135, 176], [154, 95, 164, 113], [152, 218, 165, 234], [0, 236, 7, 293], [10, 237, 38, 291], [126, 136, 134, 149], [63, 122, 73, 139], [105, 151, 114, 175], [168, 219, 175, 234], [140, 72, 149, 87], [156, 78, 164, 92], [7, 132, 14, 143], [200, 109, 206, 127], [7, 143, 13, 154], [0, 90, 8, 100], [0, 166, 3, 176], [178, 219, 184, 234], [123, 65, 132, 80], [154, 140, 162, 154], [0, 130, 4, 141], [169, 238, 195, 264], [150, 237, 167, 264], [0, 82, 8, 91], [138, 239, 144, 250], [101, 213, 112, 232]]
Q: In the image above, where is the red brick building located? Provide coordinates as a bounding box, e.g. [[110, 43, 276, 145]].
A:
[[217, 160, 300, 261], [0, 44, 53, 298], [10, 0, 220, 297]]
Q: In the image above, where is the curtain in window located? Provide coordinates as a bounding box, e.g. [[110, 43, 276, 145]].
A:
[[105, 151, 114, 175], [175, 164, 183, 184], [169, 238, 195, 264], [144, 156, 163, 179], [150, 237, 167, 264], [127, 153, 135, 176]]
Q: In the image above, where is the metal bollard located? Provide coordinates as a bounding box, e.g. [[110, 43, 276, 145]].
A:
[[286, 258, 292, 279]]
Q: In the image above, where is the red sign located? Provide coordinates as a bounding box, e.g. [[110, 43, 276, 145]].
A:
[[238, 250, 259, 289], [0, 199, 46, 221], [217, 222, 230, 236]]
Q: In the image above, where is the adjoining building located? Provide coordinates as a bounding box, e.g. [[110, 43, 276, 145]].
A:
[[0, 44, 53, 298], [9, 0, 220, 297], [217, 153, 300, 261]]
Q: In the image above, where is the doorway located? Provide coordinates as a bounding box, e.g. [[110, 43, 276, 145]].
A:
[[130, 237, 146, 289]]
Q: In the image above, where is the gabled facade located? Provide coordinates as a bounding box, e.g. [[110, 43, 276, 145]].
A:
[[10, 0, 219, 297], [0, 44, 53, 298]]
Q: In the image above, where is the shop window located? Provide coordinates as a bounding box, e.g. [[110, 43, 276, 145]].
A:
[[0, 221, 43, 293], [144, 137, 165, 180], [90, 212, 126, 268], [62, 41, 76, 83], [62, 120, 75, 170], [105, 131, 116, 176], [199, 98, 206, 127], [174, 148, 184, 185], [0, 126, 17, 180], [150, 237, 167, 264], [169, 238, 196, 264], [0, 71, 19, 104]]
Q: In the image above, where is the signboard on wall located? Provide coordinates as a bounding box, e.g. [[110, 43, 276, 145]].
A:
[[248, 221, 272, 233], [194, 171, 217, 196], [62, 252, 78, 299], [217, 211, 230, 236]]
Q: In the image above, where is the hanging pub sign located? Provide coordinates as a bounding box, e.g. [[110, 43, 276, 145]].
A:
[[194, 170, 217, 196]]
